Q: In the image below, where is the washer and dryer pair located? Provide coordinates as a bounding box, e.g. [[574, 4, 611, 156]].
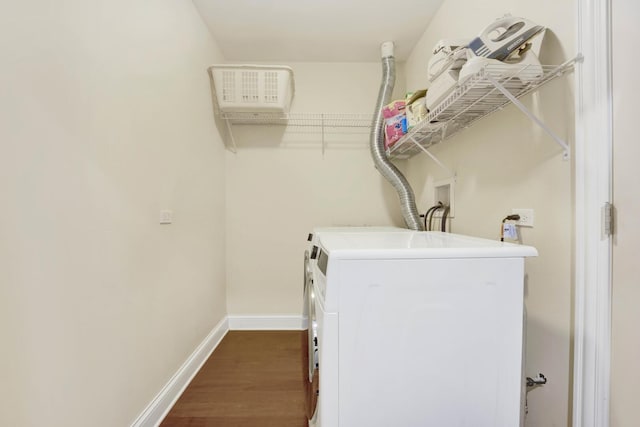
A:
[[303, 228, 537, 427]]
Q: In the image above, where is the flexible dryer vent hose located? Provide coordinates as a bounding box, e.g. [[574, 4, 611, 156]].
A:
[[370, 42, 423, 231]]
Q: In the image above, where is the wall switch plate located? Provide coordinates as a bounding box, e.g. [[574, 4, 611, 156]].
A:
[[512, 208, 534, 227], [159, 210, 173, 224]]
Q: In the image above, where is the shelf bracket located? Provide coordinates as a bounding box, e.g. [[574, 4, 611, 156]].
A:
[[407, 135, 456, 178], [485, 74, 570, 160], [223, 118, 238, 154]]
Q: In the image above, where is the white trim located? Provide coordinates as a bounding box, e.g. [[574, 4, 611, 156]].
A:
[[130, 317, 230, 427], [573, 0, 613, 426], [228, 315, 305, 330]]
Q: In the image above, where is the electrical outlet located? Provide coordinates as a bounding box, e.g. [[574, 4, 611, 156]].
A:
[[511, 208, 534, 227]]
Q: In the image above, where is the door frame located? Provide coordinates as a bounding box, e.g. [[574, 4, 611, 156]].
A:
[[573, 0, 613, 426]]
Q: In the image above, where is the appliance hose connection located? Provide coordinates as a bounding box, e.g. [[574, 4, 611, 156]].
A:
[[500, 214, 521, 241], [526, 373, 547, 388]]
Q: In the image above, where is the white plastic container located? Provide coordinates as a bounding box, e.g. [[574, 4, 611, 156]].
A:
[[208, 64, 294, 113]]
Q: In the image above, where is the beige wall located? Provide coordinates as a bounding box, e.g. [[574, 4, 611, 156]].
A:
[[403, 1, 574, 426], [611, 3, 640, 426], [225, 62, 407, 315], [0, 1, 227, 426]]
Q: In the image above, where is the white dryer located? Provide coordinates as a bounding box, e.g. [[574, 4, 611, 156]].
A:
[[309, 230, 537, 427]]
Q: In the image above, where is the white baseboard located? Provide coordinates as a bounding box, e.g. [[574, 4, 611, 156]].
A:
[[228, 315, 305, 330], [131, 315, 303, 426], [131, 317, 229, 427]]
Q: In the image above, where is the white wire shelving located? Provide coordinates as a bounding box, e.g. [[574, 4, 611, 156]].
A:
[[217, 112, 373, 153], [387, 56, 579, 161], [215, 56, 578, 159], [220, 112, 373, 127]]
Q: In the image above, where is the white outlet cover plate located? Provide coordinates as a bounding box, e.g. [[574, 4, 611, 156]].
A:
[[511, 208, 534, 227]]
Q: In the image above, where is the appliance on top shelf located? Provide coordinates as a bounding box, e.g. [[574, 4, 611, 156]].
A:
[[306, 230, 537, 427], [426, 39, 470, 111], [426, 15, 546, 111], [468, 15, 545, 61]]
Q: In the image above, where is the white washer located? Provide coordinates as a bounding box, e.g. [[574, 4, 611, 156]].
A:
[[303, 227, 410, 321], [310, 231, 537, 427], [302, 226, 410, 422]]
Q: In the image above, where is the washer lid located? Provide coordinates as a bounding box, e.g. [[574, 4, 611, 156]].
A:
[[318, 231, 538, 259], [309, 226, 410, 244]]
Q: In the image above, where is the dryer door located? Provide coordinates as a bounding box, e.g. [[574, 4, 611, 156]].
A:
[[302, 250, 318, 378], [302, 275, 320, 419], [305, 275, 320, 419], [302, 251, 311, 384]]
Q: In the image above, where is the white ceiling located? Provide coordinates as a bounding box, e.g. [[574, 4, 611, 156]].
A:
[[192, 0, 445, 62]]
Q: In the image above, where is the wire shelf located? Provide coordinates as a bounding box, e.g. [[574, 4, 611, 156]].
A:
[[215, 57, 577, 157], [387, 58, 577, 159], [220, 112, 374, 128]]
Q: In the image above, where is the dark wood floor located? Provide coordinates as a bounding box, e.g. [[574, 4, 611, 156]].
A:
[[161, 330, 307, 427]]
